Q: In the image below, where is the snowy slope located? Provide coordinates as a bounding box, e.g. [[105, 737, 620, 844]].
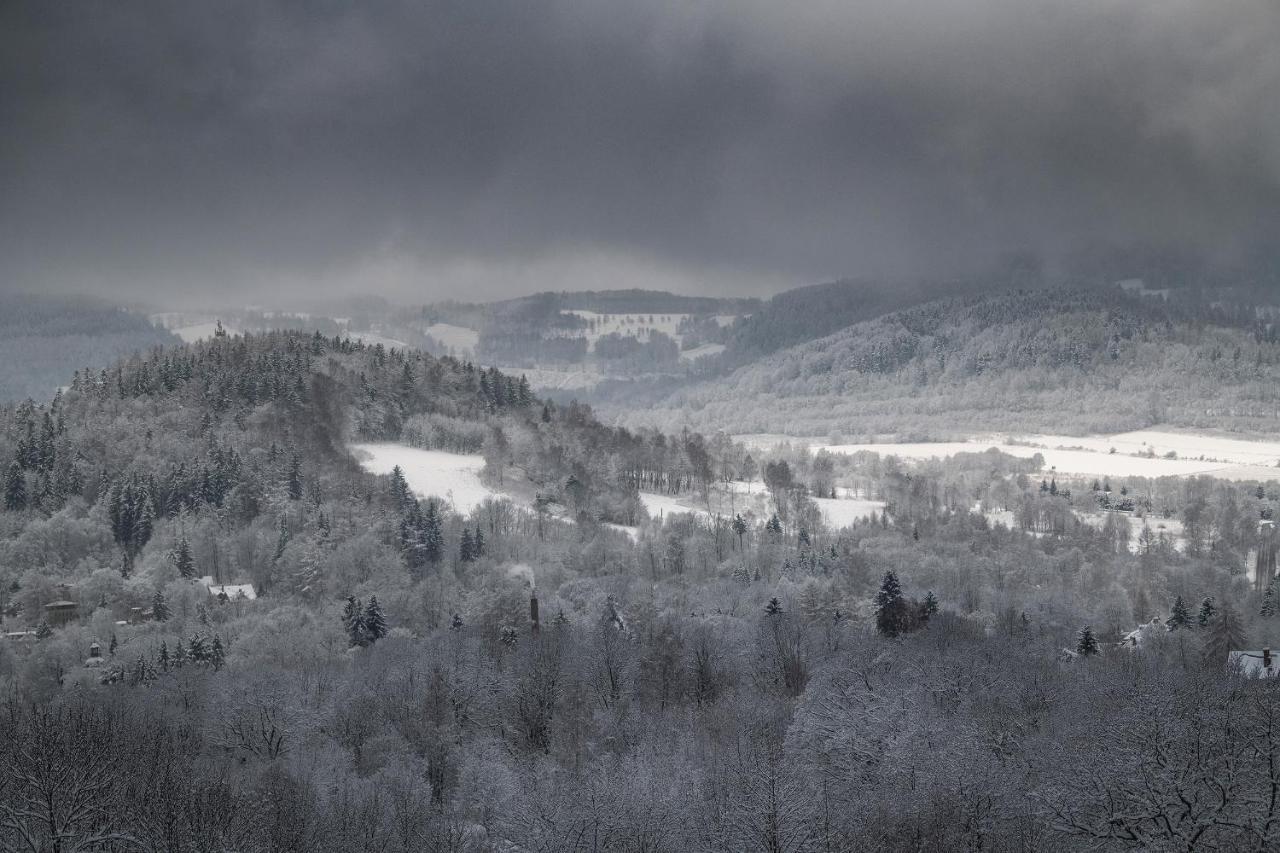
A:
[[350, 443, 501, 514]]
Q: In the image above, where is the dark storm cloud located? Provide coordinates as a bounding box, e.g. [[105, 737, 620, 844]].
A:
[[2, 0, 1279, 304]]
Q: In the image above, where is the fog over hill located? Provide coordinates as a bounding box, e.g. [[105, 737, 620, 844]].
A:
[[0, 294, 176, 402]]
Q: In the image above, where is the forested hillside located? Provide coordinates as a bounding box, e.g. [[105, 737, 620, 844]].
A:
[[715, 277, 979, 367], [621, 286, 1280, 437], [0, 294, 176, 402], [4, 328, 1280, 850]]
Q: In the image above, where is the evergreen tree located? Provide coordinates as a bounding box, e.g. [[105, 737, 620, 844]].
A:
[[109, 633, 118, 656], [421, 500, 443, 564], [732, 514, 748, 549], [157, 641, 169, 670], [286, 454, 303, 500], [35, 620, 52, 640], [450, 612, 464, 630], [363, 596, 388, 643], [210, 635, 226, 671], [173, 536, 195, 579], [152, 590, 170, 622], [4, 462, 26, 512], [129, 654, 154, 686], [921, 591, 939, 620], [133, 494, 155, 551], [1263, 584, 1278, 618], [273, 515, 289, 563], [389, 465, 411, 510], [459, 528, 474, 562], [472, 526, 484, 558], [343, 596, 366, 647], [1203, 604, 1248, 667], [172, 641, 188, 668], [1198, 597, 1217, 627], [1166, 595, 1192, 630], [875, 571, 909, 637], [187, 634, 209, 664], [764, 597, 783, 616], [1075, 625, 1100, 656]]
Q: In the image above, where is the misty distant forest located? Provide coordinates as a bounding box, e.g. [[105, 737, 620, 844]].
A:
[[7, 1, 1280, 851]]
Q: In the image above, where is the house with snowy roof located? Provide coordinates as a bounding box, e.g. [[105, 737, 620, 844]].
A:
[[1118, 618, 1164, 649], [1227, 648, 1280, 679], [199, 576, 257, 602]]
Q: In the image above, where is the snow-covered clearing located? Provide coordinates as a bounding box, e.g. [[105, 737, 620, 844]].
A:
[[350, 331, 409, 350], [812, 497, 885, 527], [738, 430, 1280, 482], [1077, 512, 1186, 553], [604, 522, 640, 541], [351, 444, 884, 532], [499, 366, 607, 391], [679, 343, 726, 361], [1015, 430, 1280, 468], [560, 310, 689, 350], [640, 491, 709, 520], [350, 444, 501, 515], [162, 321, 239, 342], [642, 484, 883, 530], [425, 323, 479, 353]]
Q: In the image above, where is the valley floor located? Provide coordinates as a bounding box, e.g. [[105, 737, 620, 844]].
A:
[[737, 428, 1280, 482]]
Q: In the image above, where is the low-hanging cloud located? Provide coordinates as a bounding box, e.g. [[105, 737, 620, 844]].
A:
[[2, 0, 1278, 305]]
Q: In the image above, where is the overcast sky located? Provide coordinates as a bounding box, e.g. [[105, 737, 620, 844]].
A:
[[3, 1, 1279, 306]]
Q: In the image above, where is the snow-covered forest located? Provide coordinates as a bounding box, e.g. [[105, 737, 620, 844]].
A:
[[1, 329, 1279, 850], [7, 0, 1280, 848]]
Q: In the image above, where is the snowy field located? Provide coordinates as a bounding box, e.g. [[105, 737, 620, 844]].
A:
[[349, 331, 409, 350], [172, 321, 239, 342], [350, 444, 500, 514], [560, 310, 689, 350], [1076, 512, 1186, 553], [497, 366, 608, 391], [424, 323, 479, 353], [738, 430, 1280, 482], [640, 491, 709, 520], [812, 497, 885, 527], [679, 343, 727, 361], [642, 485, 884, 530], [1015, 430, 1280, 467], [149, 315, 239, 342]]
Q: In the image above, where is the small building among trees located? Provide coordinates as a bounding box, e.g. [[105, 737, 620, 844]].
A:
[[42, 599, 78, 627], [1227, 648, 1280, 678]]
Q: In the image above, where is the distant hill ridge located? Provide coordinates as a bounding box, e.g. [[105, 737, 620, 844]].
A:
[[0, 294, 176, 402], [614, 285, 1280, 437]]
